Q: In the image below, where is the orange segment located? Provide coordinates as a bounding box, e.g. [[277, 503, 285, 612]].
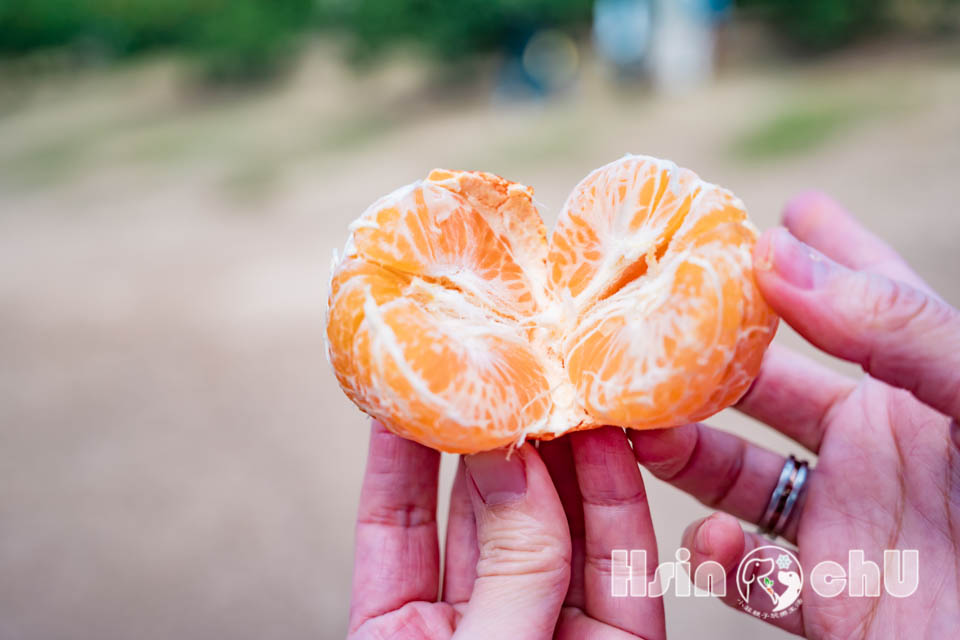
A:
[[328, 256, 551, 453], [547, 156, 700, 307], [326, 157, 778, 453], [349, 171, 548, 318], [562, 219, 763, 426]]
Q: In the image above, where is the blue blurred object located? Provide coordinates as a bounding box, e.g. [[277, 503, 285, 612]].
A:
[[593, 0, 653, 69], [495, 28, 580, 100], [671, 0, 732, 24], [707, 0, 733, 20]]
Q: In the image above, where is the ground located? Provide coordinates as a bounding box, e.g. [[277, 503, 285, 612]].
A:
[[1, 41, 958, 640]]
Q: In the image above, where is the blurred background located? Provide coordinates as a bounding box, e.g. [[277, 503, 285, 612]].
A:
[[1, 1, 959, 638]]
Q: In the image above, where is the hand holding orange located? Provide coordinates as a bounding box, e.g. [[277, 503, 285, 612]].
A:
[[326, 155, 778, 452]]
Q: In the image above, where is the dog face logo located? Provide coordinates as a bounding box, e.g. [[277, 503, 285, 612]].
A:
[[737, 545, 803, 617]]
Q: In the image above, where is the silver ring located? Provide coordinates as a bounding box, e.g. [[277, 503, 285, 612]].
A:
[[758, 455, 809, 538]]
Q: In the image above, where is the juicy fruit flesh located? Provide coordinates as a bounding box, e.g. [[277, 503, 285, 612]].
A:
[[326, 155, 778, 453]]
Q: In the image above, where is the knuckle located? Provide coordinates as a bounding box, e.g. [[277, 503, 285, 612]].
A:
[[635, 424, 699, 481], [476, 512, 571, 578], [842, 273, 937, 335], [585, 548, 658, 581], [837, 274, 960, 392], [580, 487, 647, 509], [476, 531, 571, 579], [358, 502, 435, 528], [704, 440, 746, 508], [867, 278, 928, 332]]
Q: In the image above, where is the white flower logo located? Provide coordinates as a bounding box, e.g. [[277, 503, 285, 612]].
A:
[[776, 553, 793, 570]]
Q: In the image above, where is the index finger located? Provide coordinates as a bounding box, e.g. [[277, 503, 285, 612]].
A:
[[783, 190, 934, 294]]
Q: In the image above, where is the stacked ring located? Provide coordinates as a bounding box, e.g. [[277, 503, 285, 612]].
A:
[[758, 455, 809, 538]]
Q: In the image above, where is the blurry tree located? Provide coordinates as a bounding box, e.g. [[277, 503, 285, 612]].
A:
[[0, 0, 314, 81], [1, 0, 956, 82], [187, 0, 314, 82], [736, 0, 882, 49], [735, 0, 960, 49], [318, 0, 593, 64], [0, 0, 593, 69]]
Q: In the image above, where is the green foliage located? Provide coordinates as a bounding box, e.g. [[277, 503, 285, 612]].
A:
[[1, 0, 953, 82], [0, 0, 314, 81], [318, 0, 592, 63], [0, 0, 592, 68], [187, 0, 313, 82], [737, 0, 884, 50], [0, 0, 594, 79]]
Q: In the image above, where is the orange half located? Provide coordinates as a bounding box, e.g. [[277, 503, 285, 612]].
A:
[[326, 155, 778, 453]]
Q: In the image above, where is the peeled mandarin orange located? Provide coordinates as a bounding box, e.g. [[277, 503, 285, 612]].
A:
[[326, 155, 778, 453]]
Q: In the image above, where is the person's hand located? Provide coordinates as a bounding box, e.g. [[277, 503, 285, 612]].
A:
[[347, 422, 666, 639], [627, 192, 960, 638]]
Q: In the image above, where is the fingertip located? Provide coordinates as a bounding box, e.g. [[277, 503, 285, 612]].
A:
[[681, 516, 705, 550], [570, 425, 630, 464], [752, 227, 780, 272], [465, 442, 564, 510], [369, 418, 411, 447], [514, 441, 547, 478], [464, 445, 529, 506], [699, 513, 745, 562], [365, 417, 439, 475], [757, 227, 840, 292], [687, 512, 745, 570], [782, 189, 845, 235], [573, 426, 649, 507], [629, 424, 698, 478], [514, 443, 572, 538], [517, 442, 554, 491]]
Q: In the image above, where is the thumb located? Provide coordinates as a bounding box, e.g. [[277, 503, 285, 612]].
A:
[[454, 444, 571, 640], [755, 227, 960, 424]]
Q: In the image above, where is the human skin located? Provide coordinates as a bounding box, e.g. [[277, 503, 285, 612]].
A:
[[347, 191, 960, 639], [347, 422, 666, 639], [630, 191, 960, 638]]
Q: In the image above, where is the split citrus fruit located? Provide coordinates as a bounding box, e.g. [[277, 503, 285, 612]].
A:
[[326, 155, 778, 453]]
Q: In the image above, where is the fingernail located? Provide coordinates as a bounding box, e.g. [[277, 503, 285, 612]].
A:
[[464, 448, 527, 505], [768, 228, 832, 289]]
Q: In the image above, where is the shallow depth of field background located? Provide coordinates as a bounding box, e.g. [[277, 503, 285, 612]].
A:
[[2, 1, 959, 638]]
